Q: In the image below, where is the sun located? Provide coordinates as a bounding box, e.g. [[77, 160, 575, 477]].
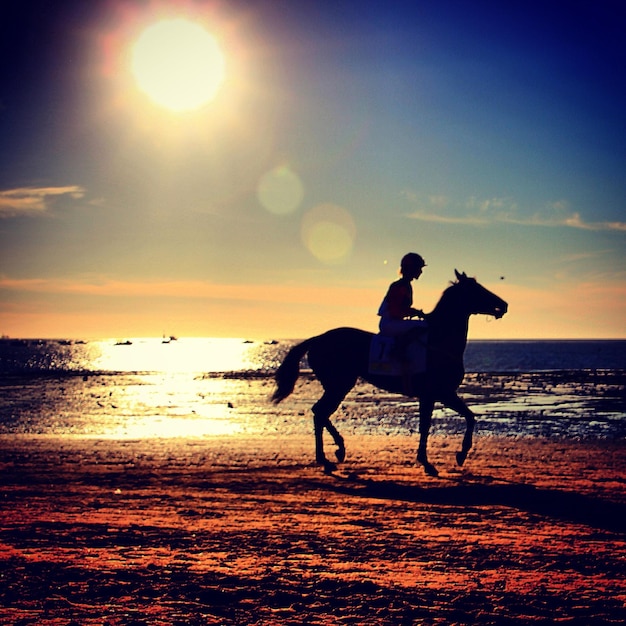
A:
[[131, 18, 225, 112]]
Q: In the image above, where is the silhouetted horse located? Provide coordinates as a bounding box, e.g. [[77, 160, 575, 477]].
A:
[[272, 271, 508, 476]]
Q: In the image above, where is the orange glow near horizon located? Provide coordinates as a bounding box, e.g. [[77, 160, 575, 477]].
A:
[[1, 276, 624, 340]]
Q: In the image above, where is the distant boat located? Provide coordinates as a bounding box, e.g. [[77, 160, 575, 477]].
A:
[[114, 340, 133, 346], [162, 334, 178, 344]]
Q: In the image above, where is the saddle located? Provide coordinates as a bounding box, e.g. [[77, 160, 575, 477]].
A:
[[368, 331, 428, 376]]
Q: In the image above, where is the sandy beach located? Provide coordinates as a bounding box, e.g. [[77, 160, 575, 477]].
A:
[[1, 429, 625, 625]]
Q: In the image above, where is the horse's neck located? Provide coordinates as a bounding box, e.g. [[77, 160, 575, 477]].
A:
[[427, 290, 470, 356], [429, 317, 469, 356]]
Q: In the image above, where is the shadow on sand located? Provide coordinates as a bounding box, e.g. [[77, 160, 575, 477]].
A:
[[321, 474, 626, 534]]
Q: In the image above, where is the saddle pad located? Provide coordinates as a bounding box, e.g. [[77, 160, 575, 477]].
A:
[[368, 333, 427, 376]]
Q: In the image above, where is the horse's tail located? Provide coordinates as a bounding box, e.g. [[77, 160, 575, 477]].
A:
[[271, 339, 312, 404]]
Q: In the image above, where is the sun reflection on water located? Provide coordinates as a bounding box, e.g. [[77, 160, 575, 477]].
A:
[[91, 338, 258, 374], [0, 338, 290, 439], [94, 373, 252, 439]]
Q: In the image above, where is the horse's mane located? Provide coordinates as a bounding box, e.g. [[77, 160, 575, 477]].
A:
[[428, 275, 476, 318], [432, 279, 461, 309]]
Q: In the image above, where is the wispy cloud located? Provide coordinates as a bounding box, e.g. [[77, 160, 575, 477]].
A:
[[558, 250, 612, 264], [553, 213, 626, 232], [404, 194, 626, 232], [0, 186, 86, 217]]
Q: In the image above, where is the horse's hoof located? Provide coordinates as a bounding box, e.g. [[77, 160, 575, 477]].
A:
[[417, 454, 439, 477], [422, 462, 439, 477], [322, 460, 337, 474], [456, 450, 468, 466], [335, 447, 346, 463]]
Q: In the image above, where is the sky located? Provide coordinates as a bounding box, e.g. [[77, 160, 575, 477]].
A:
[[0, 0, 625, 340]]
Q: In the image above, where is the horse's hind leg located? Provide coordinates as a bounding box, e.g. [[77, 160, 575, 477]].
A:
[[312, 382, 352, 472]]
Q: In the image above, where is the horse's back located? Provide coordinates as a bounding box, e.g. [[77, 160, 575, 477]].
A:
[[313, 327, 373, 355], [317, 326, 373, 342], [307, 327, 373, 382]]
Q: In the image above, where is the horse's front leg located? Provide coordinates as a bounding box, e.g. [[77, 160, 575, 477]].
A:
[[441, 392, 476, 467], [417, 397, 439, 477]]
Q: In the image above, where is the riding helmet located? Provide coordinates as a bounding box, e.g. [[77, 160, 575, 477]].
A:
[[400, 252, 426, 272]]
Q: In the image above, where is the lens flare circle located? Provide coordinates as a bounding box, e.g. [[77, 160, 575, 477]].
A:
[[257, 166, 304, 215], [131, 18, 225, 111], [301, 203, 356, 264]]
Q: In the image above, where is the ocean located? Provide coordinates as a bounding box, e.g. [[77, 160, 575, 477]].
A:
[[2, 337, 625, 375], [1, 337, 625, 440]]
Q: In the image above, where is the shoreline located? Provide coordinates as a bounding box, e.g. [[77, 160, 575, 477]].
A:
[[1, 370, 625, 439], [1, 433, 625, 624]]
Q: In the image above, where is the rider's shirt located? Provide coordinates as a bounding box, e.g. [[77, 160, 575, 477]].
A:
[[378, 278, 414, 321]]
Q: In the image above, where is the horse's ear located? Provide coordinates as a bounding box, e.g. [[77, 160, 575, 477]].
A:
[[455, 269, 465, 281]]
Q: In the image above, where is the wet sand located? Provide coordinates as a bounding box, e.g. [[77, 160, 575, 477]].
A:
[[1, 432, 625, 625]]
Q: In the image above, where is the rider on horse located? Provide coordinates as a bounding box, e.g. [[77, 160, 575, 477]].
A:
[[378, 252, 428, 393], [378, 252, 427, 335], [272, 269, 508, 475]]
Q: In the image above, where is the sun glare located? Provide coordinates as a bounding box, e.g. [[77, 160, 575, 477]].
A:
[[301, 203, 356, 264], [131, 18, 225, 111]]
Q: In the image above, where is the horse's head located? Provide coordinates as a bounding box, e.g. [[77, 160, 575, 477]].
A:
[[453, 270, 508, 319]]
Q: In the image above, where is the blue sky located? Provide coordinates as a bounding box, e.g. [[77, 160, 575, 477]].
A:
[[0, 0, 624, 339]]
